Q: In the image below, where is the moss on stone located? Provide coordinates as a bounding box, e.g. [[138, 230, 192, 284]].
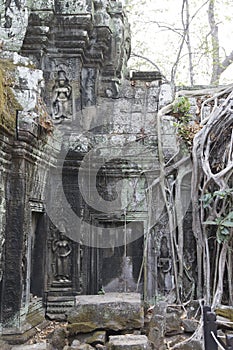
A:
[[215, 307, 233, 321], [0, 59, 22, 135], [67, 322, 98, 334]]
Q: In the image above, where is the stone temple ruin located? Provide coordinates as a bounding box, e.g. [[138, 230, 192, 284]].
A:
[[0, 0, 196, 334], [0, 0, 232, 348]]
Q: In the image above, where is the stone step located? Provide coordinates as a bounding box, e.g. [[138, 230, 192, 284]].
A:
[[47, 300, 75, 307], [45, 295, 75, 320], [108, 335, 150, 350], [11, 343, 47, 350]]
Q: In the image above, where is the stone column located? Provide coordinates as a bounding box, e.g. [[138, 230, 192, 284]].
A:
[[1, 145, 26, 327]]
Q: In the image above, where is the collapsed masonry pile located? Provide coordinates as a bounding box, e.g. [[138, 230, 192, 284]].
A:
[[10, 293, 202, 350]]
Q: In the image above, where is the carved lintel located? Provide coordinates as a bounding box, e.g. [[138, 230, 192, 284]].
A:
[[55, 14, 93, 30]]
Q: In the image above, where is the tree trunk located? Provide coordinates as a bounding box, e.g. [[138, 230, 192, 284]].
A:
[[183, 0, 194, 85], [208, 0, 220, 85]]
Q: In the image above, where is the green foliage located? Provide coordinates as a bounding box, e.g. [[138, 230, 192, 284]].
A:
[[201, 188, 233, 208], [173, 122, 192, 149], [204, 212, 233, 243], [202, 189, 233, 243], [126, 0, 233, 85], [172, 96, 202, 150], [172, 96, 191, 119], [201, 193, 213, 208]]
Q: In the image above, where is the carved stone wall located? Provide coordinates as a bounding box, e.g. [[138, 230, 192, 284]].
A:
[[0, 0, 196, 337], [0, 0, 134, 332], [0, 50, 56, 332]]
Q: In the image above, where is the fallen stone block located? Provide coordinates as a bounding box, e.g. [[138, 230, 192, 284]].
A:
[[66, 293, 144, 333], [172, 339, 202, 350], [181, 319, 199, 333], [63, 344, 95, 350], [165, 312, 183, 335], [145, 301, 167, 349], [10, 343, 47, 350], [73, 344, 95, 350], [0, 340, 11, 350], [85, 331, 106, 345], [49, 327, 67, 350], [70, 331, 106, 347], [108, 335, 150, 350]]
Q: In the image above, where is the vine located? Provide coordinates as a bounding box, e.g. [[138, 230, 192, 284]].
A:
[[202, 189, 233, 244], [153, 84, 233, 348]]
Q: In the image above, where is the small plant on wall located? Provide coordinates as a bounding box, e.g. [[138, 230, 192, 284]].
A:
[[172, 96, 202, 150]]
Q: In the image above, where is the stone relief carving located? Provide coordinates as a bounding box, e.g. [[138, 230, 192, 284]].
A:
[[158, 236, 172, 293], [111, 13, 124, 74], [51, 70, 72, 121], [1, 0, 29, 50], [55, 0, 87, 14], [94, 0, 111, 26], [52, 231, 72, 282], [82, 68, 97, 107]]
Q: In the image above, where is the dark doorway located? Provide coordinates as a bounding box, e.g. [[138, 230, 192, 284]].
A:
[[30, 212, 47, 298], [99, 221, 144, 293]]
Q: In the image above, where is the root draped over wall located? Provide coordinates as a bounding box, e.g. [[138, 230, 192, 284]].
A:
[[152, 84, 233, 306]]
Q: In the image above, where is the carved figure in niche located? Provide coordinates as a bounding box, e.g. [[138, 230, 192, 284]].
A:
[[4, 0, 21, 30], [38, 78, 45, 98], [52, 70, 72, 120], [112, 14, 124, 75], [158, 236, 172, 293], [83, 68, 96, 107], [93, 0, 110, 26], [52, 232, 72, 282]]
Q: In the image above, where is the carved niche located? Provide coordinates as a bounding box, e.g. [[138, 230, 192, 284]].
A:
[[51, 70, 72, 121]]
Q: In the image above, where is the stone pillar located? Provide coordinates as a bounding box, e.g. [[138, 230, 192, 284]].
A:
[[1, 145, 26, 327]]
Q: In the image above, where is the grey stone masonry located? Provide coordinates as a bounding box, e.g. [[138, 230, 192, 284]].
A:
[[108, 335, 150, 350], [11, 343, 47, 350], [66, 293, 144, 333]]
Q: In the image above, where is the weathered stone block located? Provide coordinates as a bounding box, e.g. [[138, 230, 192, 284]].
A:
[[215, 305, 233, 321], [70, 339, 81, 347], [108, 335, 150, 350], [71, 331, 106, 346], [66, 293, 144, 333], [0, 339, 12, 350], [159, 84, 173, 108], [49, 327, 67, 350], [85, 331, 106, 345], [145, 302, 167, 350], [63, 344, 95, 350], [11, 343, 47, 350], [165, 312, 183, 335], [95, 345, 107, 350], [181, 319, 199, 333], [72, 344, 95, 350], [147, 315, 165, 348], [164, 334, 189, 349], [172, 339, 202, 350]]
